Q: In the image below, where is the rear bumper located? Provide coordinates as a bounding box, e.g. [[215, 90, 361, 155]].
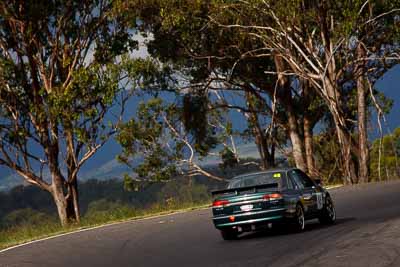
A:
[[213, 208, 286, 228]]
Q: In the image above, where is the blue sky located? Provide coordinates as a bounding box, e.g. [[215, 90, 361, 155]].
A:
[[375, 65, 400, 134]]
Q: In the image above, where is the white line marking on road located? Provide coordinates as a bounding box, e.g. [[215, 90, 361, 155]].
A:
[[0, 206, 210, 254]]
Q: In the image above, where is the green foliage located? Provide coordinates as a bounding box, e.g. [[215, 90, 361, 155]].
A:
[[370, 128, 400, 181], [219, 147, 239, 169], [123, 56, 174, 92], [117, 98, 179, 182], [182, 93, 216, 151], [371, 89, 394, 115], [117, 94, 230, 183], [314, 128, 400, 183], [313, 132, 343, 184], [84, 199, 137, 222], [1, 208, 54, 229], [156, 179, 210, 208], [123, 174, 139, 192]]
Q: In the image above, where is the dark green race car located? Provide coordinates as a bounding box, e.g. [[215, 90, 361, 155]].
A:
[[211, 168, 336, 240]]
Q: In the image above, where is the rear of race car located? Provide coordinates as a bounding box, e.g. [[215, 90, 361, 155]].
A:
[[211, 183, 286, 234]]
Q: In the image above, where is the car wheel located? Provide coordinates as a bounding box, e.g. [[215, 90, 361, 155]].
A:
[[318, 194, 336, 225], [293, 204, 305, 232], [220, 229, 238, 240]]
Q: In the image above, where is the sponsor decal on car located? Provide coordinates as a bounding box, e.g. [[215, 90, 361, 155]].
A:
[[240, 204, 253, 212], [316, 192, 323, 209], [273, 173, 281, 178]]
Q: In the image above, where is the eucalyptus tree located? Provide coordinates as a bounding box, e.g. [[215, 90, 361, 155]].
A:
[[117, 95, 236, 185], [122, 0, 326, 173], [211, 0, 399, 183], [0, 0, 136, 226]]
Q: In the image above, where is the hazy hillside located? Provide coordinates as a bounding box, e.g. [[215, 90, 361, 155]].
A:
[[0, 142, 260, 192]]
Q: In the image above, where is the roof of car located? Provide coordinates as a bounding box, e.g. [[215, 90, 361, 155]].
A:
[[232, 167, 297, 180]]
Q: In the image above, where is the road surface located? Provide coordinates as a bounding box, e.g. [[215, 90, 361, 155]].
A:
[[1, 181, 400, 267]]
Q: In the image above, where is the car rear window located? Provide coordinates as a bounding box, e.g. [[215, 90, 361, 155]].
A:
[[227, 172, 283, 189]]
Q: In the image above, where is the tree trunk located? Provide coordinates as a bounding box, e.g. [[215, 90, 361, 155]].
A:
[[274, 54, 307, 172], [304, 116, 317, 177], [254, 128, 274, 170], [357, 45, 369, 183], [255, 141, 268, 170], [323, 78, 358, 184], [337, 125, 358, 184], [66, 179, 81, 223], [51, 173, 80, 226], [287, 105, 308, 172], [270, 126, 277, 167], [314, 17, 358, 184], [51, 174, 69, 227], [302, 81, 317, 177], [245, 91, 275, 170]]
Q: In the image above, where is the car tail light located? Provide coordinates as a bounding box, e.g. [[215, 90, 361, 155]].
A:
[[212, 199, 230, 207], [263, 193, 283, 201]]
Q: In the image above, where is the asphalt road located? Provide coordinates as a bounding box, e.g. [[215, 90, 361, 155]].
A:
[[1, 181, 400, 267]]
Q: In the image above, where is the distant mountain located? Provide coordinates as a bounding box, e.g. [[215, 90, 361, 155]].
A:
[[0, 143, 257, 192], [0, 173, 24, 192], [79, 158, 133, 181], [0, 160, 132, 192]]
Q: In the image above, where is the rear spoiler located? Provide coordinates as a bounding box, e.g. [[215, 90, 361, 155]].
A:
[[211, 183, 279, 197]]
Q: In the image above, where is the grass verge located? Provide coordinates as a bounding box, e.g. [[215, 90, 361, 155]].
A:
[[0, 201, 211, 251]]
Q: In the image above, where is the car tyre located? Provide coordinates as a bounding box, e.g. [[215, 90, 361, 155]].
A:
[[292, 204, 305, 232], [220, 229, 238, 240], [318, 195, 336, 225]]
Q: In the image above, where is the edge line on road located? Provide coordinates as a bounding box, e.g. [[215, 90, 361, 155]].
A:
[[0, 205, 210, 254]]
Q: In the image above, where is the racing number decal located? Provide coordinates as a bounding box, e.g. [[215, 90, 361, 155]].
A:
[[316, 193, 323, 209], [273, 173, 281, 178]]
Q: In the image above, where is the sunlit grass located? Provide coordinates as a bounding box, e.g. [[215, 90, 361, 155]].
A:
[[0, 201, 210, 251]]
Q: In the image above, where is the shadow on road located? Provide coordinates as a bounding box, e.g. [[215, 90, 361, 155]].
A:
[[238, 217, 356, 241]]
